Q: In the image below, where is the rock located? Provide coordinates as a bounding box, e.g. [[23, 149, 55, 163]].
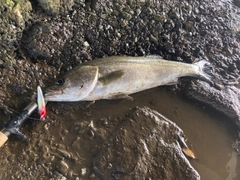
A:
[[58, 149, 72, 159], [81, 168, 87, 176], [58, 160, 69, 174], [93, 107, 200, 180], [183, 80, 240, 128], [2, 0, 32, 26], [233, 0, 240, 7], [37, 0, 74, 16], [184, 17, 195, 31], [121, 11, 132, 21], [0, 0, 32, 67], [21, 21, 73, 62], [154, 14, 166, 22], [83, 41, 90, 47]]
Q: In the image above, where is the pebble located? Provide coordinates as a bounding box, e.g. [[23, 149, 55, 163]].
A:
[[83, 41, 90, 47], [58, 160, 69, 174], [154, 14, 166, 22], [58, 149, 72, 159], [121, 11, 132, 20], [81, 168, 87, 175]]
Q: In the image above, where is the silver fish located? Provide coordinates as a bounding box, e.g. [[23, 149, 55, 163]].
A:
[[45, 56, 214, 102]]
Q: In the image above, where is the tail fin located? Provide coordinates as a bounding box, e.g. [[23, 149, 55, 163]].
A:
[[194, 60, 237, 89], [194, 60, 215, 83]]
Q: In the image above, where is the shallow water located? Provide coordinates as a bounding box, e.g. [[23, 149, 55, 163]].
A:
[[135, 88, 240, 180], [84, 87, 240, 180]]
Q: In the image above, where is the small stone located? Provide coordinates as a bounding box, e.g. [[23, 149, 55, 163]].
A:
[[81, 168, 87, 175], [107, 163, 112, 169], [184, 18, 195, 31], [83, 41, 90, 47], [89, 129, 95, 137], [58, 149, 71, 159], [150, 34, 158, 44], [154, 15, 166, 22], [138, 0, 146, 5], [44, 123, 50, 130], [37, 0, 74, 16], [120, 19, 128, 27], [58, 160, 69, 174], [146, 7, 153, 15], [59, 177, 67, 180], [121, 12, 132, 20], [164, 20, 175, 30], [135, 8, 141, 16], [90, 173, 96, 178]]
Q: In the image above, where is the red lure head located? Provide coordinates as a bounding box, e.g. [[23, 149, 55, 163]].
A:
[[39, 106, 46, 120], [37, 86, 47, 120]]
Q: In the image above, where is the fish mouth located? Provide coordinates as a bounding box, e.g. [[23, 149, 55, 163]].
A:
[[44, 89, 64, 97]]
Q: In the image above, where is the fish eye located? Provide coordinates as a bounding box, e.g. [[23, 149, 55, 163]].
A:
[[56, 79, 64, 85]]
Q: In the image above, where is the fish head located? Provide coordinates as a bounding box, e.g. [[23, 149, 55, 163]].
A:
[[45, 65, 99, 102]]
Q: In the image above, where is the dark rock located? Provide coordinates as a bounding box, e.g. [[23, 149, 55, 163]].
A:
[[233, 0, 240, 7], [183, 80, 240, 128], [0, 0, 32, 66], [37, 0, 74, 16], [184, 17, 195, 31], [93, 107, 200, 180], [21, 21, 73, 63]]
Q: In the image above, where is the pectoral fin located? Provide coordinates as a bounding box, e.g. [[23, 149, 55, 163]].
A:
[[99, 70, 124, 86]]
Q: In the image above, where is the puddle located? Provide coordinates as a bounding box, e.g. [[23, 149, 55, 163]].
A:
[[226, 151, 238, 180], [86, 87, 240, 180], [0, 86, 239, 179], [131, 87, 240, 180]]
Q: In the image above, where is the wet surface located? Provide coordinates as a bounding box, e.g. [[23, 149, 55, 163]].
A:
[[93, 106, 200, 180], [183, 80, 240, 128], [0, 87, 239, 179]]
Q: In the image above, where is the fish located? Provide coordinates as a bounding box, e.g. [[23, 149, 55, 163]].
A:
[[37, 86, 46, 120], [44, 56, 215, 102]]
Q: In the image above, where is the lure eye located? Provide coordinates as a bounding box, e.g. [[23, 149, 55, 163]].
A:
[[56, 79, 64, 85]]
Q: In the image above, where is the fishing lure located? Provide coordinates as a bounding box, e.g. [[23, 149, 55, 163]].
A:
[[37, 86, 46, 120]]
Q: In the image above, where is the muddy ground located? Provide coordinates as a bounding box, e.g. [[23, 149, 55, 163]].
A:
[[0, 88, 239, 179], [0, 0, 240, 179]]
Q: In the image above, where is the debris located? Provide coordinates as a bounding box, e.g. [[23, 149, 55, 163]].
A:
[[182, 148, 196, 159]]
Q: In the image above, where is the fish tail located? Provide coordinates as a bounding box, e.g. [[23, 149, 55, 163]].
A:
[[194, 60, 215, 83]]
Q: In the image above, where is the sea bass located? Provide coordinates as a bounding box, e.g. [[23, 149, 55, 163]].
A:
[[45, 56, 214, 102]]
